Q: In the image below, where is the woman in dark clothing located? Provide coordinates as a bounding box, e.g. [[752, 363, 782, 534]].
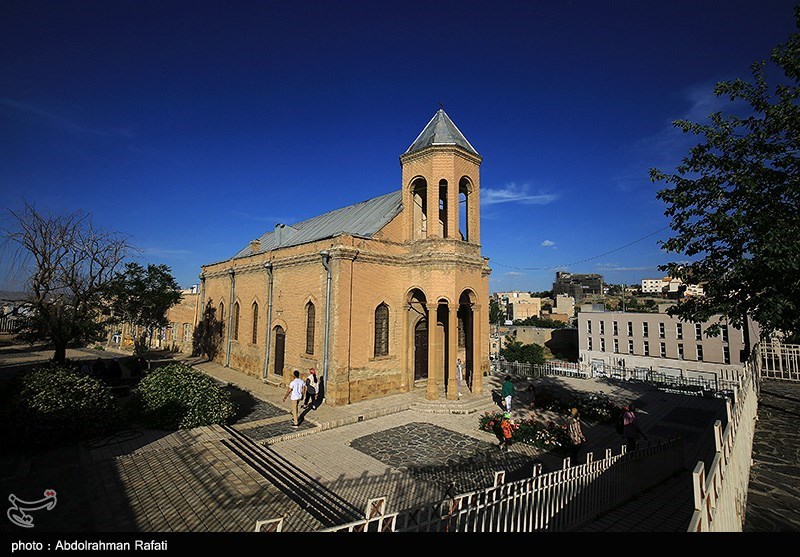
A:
[[565, 407, 586, 466], [622, 404, 648, 453]]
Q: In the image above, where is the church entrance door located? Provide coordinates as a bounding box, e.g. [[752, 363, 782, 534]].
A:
[[274, 326, 285, 376], [414, 319, 428, 381]]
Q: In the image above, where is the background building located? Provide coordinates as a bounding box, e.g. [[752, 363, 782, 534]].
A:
[[493, 291, 541, 322], [640, 277, 704, 297], [577, 304, 758, 380], [165, 286, 200, 353], [548, 293, 575, 322], [552, 272, 603, 302]]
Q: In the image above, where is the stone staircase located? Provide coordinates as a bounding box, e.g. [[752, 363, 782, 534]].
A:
[[220, 424, 363, 528]]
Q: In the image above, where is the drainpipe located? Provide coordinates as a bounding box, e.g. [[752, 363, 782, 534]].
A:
[[225, 268, 235, 367], [197, 273, 205, 331], [320, 250, 332, 404], [263, 261, 273, 380]]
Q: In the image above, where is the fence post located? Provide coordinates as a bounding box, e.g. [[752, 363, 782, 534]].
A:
[[713, 420, 723, 454], [692, 461, 706, 512]]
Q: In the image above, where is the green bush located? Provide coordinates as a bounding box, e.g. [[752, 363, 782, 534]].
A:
[[131, 363, 236, 430], [478, 411, 569, 451], [539, 390, 622, 424], [6, 363, 121, 448]]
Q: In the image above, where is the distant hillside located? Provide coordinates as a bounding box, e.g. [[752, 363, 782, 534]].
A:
[[0, 291, 28, 302]]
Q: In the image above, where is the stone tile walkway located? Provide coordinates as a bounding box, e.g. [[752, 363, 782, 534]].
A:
[[744, 380, 800, 531]]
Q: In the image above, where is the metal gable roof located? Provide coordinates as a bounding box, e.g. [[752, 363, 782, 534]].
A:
[[233, 190, 403, 258]]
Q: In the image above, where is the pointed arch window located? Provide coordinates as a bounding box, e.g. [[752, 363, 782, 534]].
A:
[[374, 303, 389, 357], [219, 301, 225, 333], [305, 302, 316, 355], [205, 299, 213, 323], [252, 302, 259, 344], [232, 302, 240, 340]]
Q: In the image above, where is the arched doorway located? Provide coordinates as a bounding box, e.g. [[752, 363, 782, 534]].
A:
[[407, 288, 428, 385], [414, 319, 428, 381], [459, 290, 477, 391], [274, 325, 285, 376]]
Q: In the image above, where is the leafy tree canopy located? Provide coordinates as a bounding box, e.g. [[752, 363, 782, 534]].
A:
[[514, 315, 570, 329], [650, 7, 800, 342], [500, 335, 545, 366], [489, 298, 505, 325], [108, 262, 182, 354]]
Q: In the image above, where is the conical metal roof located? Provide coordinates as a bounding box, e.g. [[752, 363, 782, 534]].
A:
[[404, 109, 479, 156]]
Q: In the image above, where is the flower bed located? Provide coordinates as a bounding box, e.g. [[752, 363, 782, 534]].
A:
[[478, 389, 622, 451], [538, 389, 622, 424], [479, 411, 570, 451]]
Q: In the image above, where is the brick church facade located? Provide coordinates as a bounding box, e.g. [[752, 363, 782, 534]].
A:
[[199, 110, 491, 406]]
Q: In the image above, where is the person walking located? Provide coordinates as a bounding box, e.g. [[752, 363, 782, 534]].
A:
[[304, 368, 319, 409], [499, 413, 514, 451], [566, 407, 586, 466], [528, 383, 537, 410], [282, 370, 306, 427], [501, 375, 515, 413], [622, 404, 647, 453], [456, 358, 463, 397]]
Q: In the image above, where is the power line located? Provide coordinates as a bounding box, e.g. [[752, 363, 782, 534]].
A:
[[491, 226, 671, 272]]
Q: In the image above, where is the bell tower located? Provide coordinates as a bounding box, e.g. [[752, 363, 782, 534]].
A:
[[400, 109, 482, 244]]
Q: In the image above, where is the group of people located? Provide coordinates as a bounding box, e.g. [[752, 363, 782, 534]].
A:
[[496, 375, 648, 464], [282, 367, 321, 427]]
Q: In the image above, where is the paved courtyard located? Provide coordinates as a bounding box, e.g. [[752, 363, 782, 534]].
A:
[[1, 342, 797, 533]]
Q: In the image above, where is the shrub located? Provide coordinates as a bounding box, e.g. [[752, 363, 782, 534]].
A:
[[537, 389, 622, 424], [6, 363, 121, 448], [131, 363, 236, 430], [478, 411, 568, 451]]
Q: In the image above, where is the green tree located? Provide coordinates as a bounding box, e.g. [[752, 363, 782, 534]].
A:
[[489, 298, 505, 325], [108, 263, 182, 355], [650, 8, 800, 342], [515, 315, 569, 329], [2, 204, 131, 362], [192, 303, 224, 360], [500, 335, 545, 365]]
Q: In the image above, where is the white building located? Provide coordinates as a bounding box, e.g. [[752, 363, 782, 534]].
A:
[[577, 305, 757, 381], [640, 277, 704, 296]]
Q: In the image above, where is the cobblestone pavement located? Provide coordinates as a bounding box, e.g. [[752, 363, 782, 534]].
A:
[[744, 380, 800, 532], [349, 422, 538, 495]]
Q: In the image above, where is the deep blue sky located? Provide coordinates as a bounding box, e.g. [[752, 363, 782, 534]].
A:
[[1, 1, 797, 293]]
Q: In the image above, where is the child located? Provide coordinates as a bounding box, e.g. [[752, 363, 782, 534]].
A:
[[499, 413, 514, 451]]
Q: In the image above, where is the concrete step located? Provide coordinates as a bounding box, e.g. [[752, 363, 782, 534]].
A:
[[220, 425, 362, 527]]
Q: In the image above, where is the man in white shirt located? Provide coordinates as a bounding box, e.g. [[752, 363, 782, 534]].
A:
[[282, 369, 306, 427]]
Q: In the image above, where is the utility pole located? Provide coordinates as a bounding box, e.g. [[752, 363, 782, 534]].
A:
[[622, 282, 626, 313]]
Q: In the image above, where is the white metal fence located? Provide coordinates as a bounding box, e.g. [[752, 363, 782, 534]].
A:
[[322, 437, 684, 533], [688, 352, 760, 532], [0, 316, 27, 333], [760, 341, 800, 382], [496, 357, 742, 396]]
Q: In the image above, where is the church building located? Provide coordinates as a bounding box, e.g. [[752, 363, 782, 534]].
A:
[[199, 110, 491, 405]]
